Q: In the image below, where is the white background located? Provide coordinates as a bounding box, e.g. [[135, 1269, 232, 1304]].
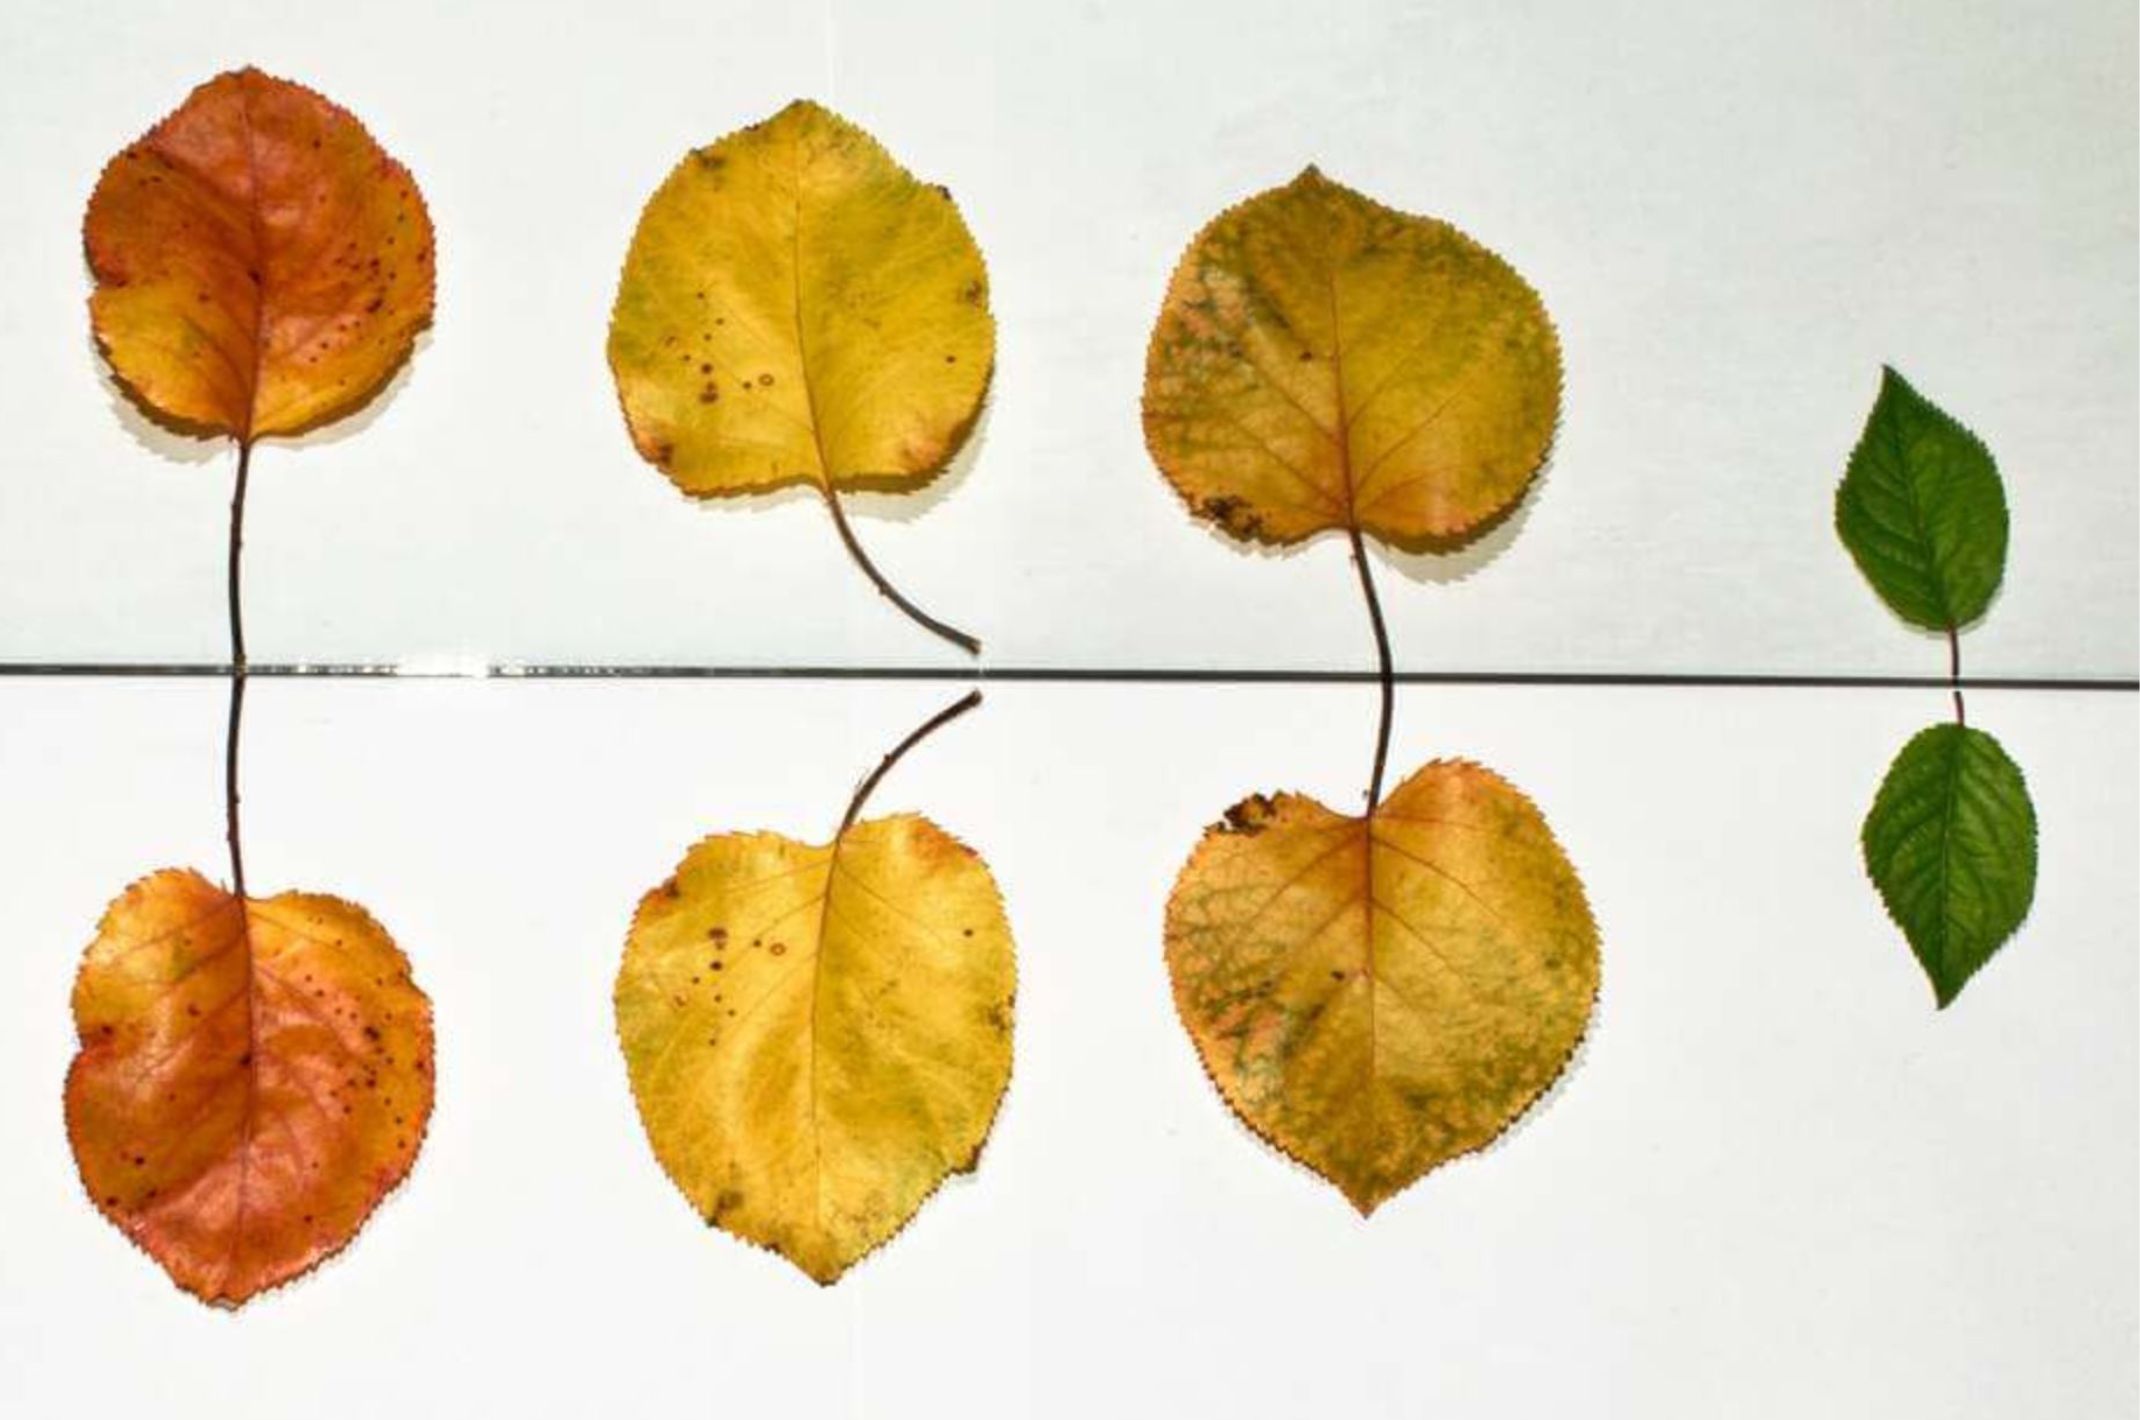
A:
[[1, 681, 2134, 1417], [0, 1, 2134, 1418], [0, 0, 2132, 675]]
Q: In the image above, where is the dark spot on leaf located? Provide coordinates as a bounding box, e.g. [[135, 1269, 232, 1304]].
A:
[[1221, 795, 1276, 836]]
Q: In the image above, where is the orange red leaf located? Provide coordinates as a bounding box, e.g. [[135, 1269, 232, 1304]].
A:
[[65, 869, 433, 1304], [84, 67, 434, 441]]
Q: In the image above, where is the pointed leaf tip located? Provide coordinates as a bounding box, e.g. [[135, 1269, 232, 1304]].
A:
[[1835, 367, 2008, 631]]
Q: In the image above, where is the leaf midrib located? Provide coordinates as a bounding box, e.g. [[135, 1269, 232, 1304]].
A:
[[1880, 402, 1955, 629], [786, 121, 834, 489]]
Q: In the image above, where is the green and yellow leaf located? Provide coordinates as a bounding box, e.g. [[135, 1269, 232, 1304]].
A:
[[1166, 761, 1597, 1214], [1142, 167, 1560, 551]]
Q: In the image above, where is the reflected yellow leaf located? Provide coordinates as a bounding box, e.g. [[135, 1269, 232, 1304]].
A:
[[616, 813, 1015, 1283]]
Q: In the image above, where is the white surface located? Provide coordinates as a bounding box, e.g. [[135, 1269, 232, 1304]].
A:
[[0, 0, 2132, 674], [0, 677, 2133, 1417], [2, 1, 2135, 1416]]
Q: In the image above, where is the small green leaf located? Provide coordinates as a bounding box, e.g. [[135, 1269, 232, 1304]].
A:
[[1835, 367, 2009, 631], [1862, 722, 2037, 1007]]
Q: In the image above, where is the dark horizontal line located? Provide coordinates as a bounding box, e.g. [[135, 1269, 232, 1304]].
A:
[[0, 662, 2133, 691]]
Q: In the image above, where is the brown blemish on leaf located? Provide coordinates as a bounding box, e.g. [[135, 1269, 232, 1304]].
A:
[[1220, 794, 1277, 836]]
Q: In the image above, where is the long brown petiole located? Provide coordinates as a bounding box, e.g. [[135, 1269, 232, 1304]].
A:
[[840, 689, 983, 836], [1947, 622, 1966, 727], [225, 439, 253, 901], [1347, 522, 1394, 812], [819, 484, 980, 657]]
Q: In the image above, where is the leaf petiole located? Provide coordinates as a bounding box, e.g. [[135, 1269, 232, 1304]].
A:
[[225, 439, 252, 901], [840, 688, 983, 836], [819, 484, 981, 657], [1347, 521, 1394, 812]]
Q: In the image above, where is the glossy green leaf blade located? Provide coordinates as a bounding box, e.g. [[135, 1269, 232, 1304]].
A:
[[1862, 723, 2037, 1007], [1835, 367, 2009, 631]]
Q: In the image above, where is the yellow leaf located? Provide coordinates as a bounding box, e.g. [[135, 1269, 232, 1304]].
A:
[[1143, 167, 1559, 551], [65, 869, 433, 1304], [615, 813, 1015, 1283], [1166, 761, 1597, 1214], [607, 99, 993, 653], [608, 98, 992, 495], [85, 68, 435, 443]]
